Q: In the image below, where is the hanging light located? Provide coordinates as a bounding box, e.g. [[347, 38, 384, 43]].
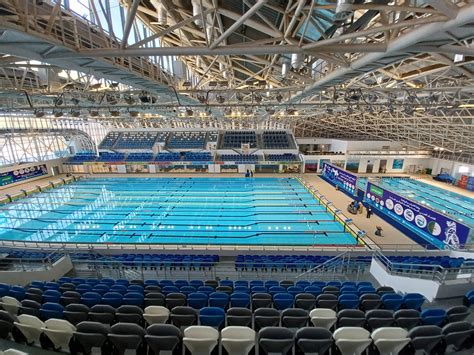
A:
[[291, 53, 304, 70], [34, 110, 45, 118]]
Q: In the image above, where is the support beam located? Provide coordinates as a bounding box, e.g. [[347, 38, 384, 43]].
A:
[[46, 43, 390, 59], [122, 0, 141, 49], [210, 0, 268, 49], [424, 0, 459, 19]]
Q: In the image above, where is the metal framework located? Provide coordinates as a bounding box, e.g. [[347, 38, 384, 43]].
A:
[[0, 0, 473, 159]]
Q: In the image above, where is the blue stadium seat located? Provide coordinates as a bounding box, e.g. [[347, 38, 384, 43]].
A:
[[40, 302, 64, 320], [199, 307, 225, 328], [338, 294, 360, 310], [421, 309, 447, 326], [42, 290, 61, 303], [273, 293, 294, 310], [381, 294, 404, 311], [81, 292, 102, 308], [209, 292, 229, 309], [102, 292, 123, 308], [230, 293, 250, 308], [188, 293, 208, 309], [403, 293, 426, 310]]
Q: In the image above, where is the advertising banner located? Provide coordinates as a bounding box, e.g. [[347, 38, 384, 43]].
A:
[[321, 162, 358, 196], [0, 164, 48, 187], [365, 182, 471, 248], [392, 159, 404, 169]]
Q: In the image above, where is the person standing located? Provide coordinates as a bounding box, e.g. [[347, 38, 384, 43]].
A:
[[366, 206, 373, 218]]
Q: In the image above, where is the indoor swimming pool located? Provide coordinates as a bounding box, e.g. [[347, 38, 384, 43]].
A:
[[359, 177, 474, 227], [0, 178, 357, 245]]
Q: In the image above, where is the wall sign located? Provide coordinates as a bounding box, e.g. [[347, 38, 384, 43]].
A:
[[0, 164, 48, 187], [392, 159, 404, 169], [321, 162, 358, 196], [365, 181, 471, 248]]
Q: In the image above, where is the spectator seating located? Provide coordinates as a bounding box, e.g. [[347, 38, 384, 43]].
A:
[[126, 152, 154, 162], [97, 152, 125, 162], [98, 131, 121, 149], [221, 131, 257, 149], [167, 132, 207, 149], [266, 153, 299, 161], [207, 131, 219, 142], [262, 131, 291, 149], [67, 153, 97, 163], [220, 154, 259, 162], [156, 132, 170, 143], [155, 152, 181, 161], [0, 275, 471, 355], [184, 152, 212, 161], [114, 132, 158, 149]]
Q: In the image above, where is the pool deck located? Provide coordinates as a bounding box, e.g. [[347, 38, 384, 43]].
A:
[[303, 175, 422, 250]]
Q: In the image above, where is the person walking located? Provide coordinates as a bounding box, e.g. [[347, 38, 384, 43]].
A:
[[366, 206, 373, 219]]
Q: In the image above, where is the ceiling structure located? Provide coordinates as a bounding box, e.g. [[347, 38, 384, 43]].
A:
[[0, 0, 473, 159]]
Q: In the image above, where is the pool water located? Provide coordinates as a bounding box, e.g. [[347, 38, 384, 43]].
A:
[[0, 178, 357, 245], [359, 177, 474, 227]]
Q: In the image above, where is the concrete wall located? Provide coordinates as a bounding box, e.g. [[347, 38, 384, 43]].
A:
[[370, 258, 473, 301], [429, 158, 474, 177], [0, 256, 73, 286]]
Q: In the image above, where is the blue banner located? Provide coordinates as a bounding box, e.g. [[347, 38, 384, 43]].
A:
[[0, 164, 48, 187], [321, 162, 358, 196], [365, 182, 471, 248]]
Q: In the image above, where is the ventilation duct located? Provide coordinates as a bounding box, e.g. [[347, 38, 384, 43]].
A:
[[291, 53, 304, 70], [335, 0, 354, 23]]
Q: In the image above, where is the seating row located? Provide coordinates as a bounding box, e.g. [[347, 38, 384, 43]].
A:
[[5, 315, 474, 355]]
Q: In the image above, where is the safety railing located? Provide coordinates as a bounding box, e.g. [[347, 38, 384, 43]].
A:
[[373, 250, 474, 283]]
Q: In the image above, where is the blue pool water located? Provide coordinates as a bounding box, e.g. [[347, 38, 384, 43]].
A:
[[0, 178, 356, 245], [359, 177, 474, 227]]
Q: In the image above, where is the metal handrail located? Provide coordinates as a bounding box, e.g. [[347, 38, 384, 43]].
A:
[[295, 251, 349, 280]]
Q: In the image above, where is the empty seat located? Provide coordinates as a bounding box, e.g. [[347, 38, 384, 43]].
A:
[[74, 321, 110, 355], [295, 327, 333, 355], [371, 327, 410, 355], [42, 318, 76, 351], [366, 309, 395, 330], [337, 309, 366, 327], [108, 322, 145, 355], [143, 306, 170, 325], [338, 294, 359, 310], [0, 311, 15, 339], [377, 286, 395, 296], [89, 305, 116, 324], [258, 327, 294, 355], [421, 308, 446, 326], [254, 308, 280, 331], [273, 293, 294, 310], [166, 292, 187, 309], [116, 305, 143, 324], [442, 321, 474, 351], [408, 325, 444, 354], [208, 292, 229, 309], [230, 293, 250, 308], [60, 291, 81, 306], [199, 307, 225, 329], [252, 293, 272, 309], [101, 292, 123, 308], [333, 327, 372, 355], [0, 296, 20, 316], [281, 308, 308, 329], [188, 292, 208, 309], [170, 306, 198, 328], [145, 292, 165, 307], [394, 309, 421, 330], [360, 293, 382, 311], [295, 293, 316, 310], [446, 305, 469, 322], [310, 308, 337, 329], [381, 294, 404, 311], [19, 300, 40, 317], [227, 307, 252, 327], [81, 292, 101, 308], [145, 324, 182, 355], [316, 294, 337, 310], [221, 326, 256, 355], [40, 302, 64, 320], [63, 304, 90, 325], [14, 314, 44, 345], [403, 293, 425, 310], [183, 325, 219, 355]]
